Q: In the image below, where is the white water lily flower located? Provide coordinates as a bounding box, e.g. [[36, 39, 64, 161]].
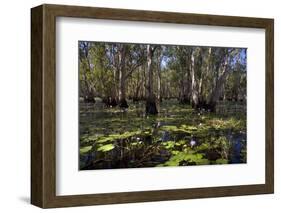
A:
[[190, 139, 196, 147]]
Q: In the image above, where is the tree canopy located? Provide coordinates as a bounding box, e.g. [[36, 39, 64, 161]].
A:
[[79, 41, 246, 114]]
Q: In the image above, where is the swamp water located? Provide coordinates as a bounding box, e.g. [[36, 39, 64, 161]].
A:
[[79, 99, 246, 170]]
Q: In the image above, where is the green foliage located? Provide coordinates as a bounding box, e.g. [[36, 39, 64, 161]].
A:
[[80, 135, 99, 145], [215, 159, 228, 164], [79, 100, 246, 169], [161, 125, 198, 134], [204, 117, 246, 132], [95, 131, 142, 144], [163, 152, 209, 167], [79, 146, 92, 154], [97, 144, 115, 152], [162, 141, 176, 149], [240, 147, 247, 163], [79, 42, 246, 106], [131, 141, 143, 146]]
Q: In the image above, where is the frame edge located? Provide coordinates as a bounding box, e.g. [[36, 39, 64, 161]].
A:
[[265, 19, 274, 194], [31, 4, 275, 208], [31, 5, 44, 208]]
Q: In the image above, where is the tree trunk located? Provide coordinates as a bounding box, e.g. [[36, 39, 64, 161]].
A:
[[118, 45, 129, 108], [191, 49, 199, 108], [113, 53, 119, 105], [207, 54, 229, 111], [79, 43, 95, 103], [133, 68, 141, 101], [183, 49, 192, 104], [146, 45, 158, 115], [119, 70, 128, 108], [200, 47, 212, 104], [141, 64, 147, 100], [157, 54, 162, 102]]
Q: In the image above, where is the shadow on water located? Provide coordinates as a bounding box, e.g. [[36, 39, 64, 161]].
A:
[[228, 132, 246, 164]]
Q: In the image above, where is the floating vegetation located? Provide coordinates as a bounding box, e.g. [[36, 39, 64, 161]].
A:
[[80, 146, 92, 154], [97, 144, 115, 152], [79, 100, 246, 170]]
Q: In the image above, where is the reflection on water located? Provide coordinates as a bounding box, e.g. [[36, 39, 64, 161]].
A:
[[79, 99, 246, 170]]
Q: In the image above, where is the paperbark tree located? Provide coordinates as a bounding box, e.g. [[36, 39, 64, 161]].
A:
[[207, 49, 231, 111], [113, 44, 145, 108], [117, 44, 128, 108], [190, 48, 199, 108], [79, 41, 247, 112], [180, 47, 191, 104], [155, 47, 163, 102], [79, 41, 95, 103], [146, 44, 158, 114]]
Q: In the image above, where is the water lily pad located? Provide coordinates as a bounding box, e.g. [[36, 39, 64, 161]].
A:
[[164, 152, 209, 166], [97, 144, 115, 152], [215, 158, 228, 164], [80, 146, 92, 154]]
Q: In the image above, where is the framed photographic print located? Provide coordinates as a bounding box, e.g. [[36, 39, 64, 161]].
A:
[[31, 4, 274, 208]]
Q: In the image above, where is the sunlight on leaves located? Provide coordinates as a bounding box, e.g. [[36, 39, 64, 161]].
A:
[[79, 146, 92, 154], [97, 144, 115, 152]]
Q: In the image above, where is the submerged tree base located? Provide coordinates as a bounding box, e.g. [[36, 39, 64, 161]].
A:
[[102, 97, 118, 107], [192, 100, 216, 113], [179, 97, 190, 105], [119, 98, 129, 108], [84, 96, 96, 103], [145, 99, 158, 115]]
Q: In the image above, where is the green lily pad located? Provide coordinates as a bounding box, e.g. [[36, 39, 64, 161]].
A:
[[97, 144, 115, 152], [215, 158, 228, 164], [80, 146, 92, 154]]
